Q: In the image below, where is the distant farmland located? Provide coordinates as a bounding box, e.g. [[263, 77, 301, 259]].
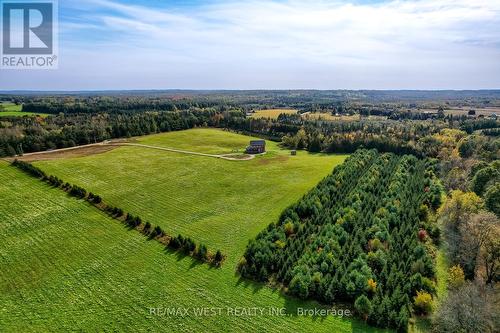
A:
[[0, 129, 395, 332], [250, 108, 298, 119], [0, 103, 49, 118], [415, 107, 500, 116]]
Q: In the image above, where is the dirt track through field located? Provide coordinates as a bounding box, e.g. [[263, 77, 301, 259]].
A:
[[104, 143, 256, 161], [10, 141, 257, 162]]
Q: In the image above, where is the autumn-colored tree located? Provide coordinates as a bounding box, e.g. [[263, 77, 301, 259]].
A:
[[284, 221, 295, 237], [413, 290, 433, 315], [460, 212, 499, 280], [438, 190, 484, 273], [433, 282, 497, 333], [367, 278, 377, 294], [447, 265, 465, 289], [484, 183, 500, 217]]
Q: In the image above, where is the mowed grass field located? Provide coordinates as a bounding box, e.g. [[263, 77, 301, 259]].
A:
[[250, 108, 298, 119], [35, 129, 349, 257], [137, 128, 252, 154], [0, 103, 49, 117], [2, 129, 391, 332]]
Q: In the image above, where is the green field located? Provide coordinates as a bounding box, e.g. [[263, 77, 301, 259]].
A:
[[137, 129, 254, 154], [35, 129, 349, 256], [1, 129, 392, 332], [0, 103, 49, 117]]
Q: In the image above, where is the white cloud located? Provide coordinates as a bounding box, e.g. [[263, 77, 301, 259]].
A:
[[2, 0, 500, 90]]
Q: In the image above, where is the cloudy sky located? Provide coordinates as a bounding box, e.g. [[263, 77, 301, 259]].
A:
[[1, 0, 500, 90]]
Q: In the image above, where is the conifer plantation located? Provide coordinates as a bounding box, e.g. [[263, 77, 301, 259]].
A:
[[240, 150, 443, 331]]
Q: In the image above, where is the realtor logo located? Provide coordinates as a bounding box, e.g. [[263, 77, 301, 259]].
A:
[[1, 0, 58, 69]]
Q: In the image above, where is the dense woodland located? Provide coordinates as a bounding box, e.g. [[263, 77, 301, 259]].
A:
[[239, 150, 442, 331], [1, 94, 499, 158]]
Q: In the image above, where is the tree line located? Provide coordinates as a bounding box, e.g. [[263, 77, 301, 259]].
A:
[[1, 96, 498, 159]]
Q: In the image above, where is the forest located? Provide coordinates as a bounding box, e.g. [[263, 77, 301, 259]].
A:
[[239, 150, 443, 331], [1, 94, 499, 159]]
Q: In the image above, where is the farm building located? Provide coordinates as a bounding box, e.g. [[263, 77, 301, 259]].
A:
[[246, 140, 266, 154]]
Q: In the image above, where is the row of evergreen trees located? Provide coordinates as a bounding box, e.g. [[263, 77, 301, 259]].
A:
[[239, 150, 443, 331], [11, 160, 225, 267]]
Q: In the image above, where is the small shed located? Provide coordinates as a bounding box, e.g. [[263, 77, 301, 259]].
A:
[[246, 140, 266, 154]]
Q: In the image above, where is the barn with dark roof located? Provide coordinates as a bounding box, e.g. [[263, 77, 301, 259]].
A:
[[246, 140, 266, 154]]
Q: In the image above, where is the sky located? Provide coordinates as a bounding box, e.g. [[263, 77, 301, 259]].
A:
[[1, 0, 500, 90]]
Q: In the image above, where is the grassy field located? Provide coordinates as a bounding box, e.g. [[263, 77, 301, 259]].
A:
[[35, 129, 349, 255], [136, 129, 252, 154], [2, 161, 361, 332], [250, 108, 298, 119], [1, 129, 392, 332], [0, 103, 49, 118]]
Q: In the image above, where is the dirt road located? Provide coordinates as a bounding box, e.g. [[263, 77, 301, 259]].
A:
[[12, 141, 257, 162]]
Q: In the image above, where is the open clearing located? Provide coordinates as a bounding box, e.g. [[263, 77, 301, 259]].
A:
[[250, 109, 298, 119], [415, 107, 500, 116], [0, 129, 391, 332], [0, 103, 49, 118], [302, 112, 362, 121]]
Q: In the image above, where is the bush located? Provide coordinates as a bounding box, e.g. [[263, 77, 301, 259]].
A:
[[184, 238, 196, 254], [367, 278, 377, 293], [48, 175, 63, 187], [12, 160, 46, 179], [151, 225, 163, 238], [214, 250, 224, 266], [413, 290, 432, 315], [169, 235, 183, 249], [125, 214, 141, 227], [88, 193, 102, 204], [111, 207, 124, 217], [354, 295, 373, 320], [447, 265, 465, 290], [197, 244, 208, 260], [69, 185, 87, 199], [418, 229, 428, 242]]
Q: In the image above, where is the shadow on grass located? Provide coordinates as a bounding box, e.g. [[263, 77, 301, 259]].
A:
[[163, 247, 213, 270], [234, 274, 266, 294], [281, 295, 387, 332], [233, 270, 388, 332]]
